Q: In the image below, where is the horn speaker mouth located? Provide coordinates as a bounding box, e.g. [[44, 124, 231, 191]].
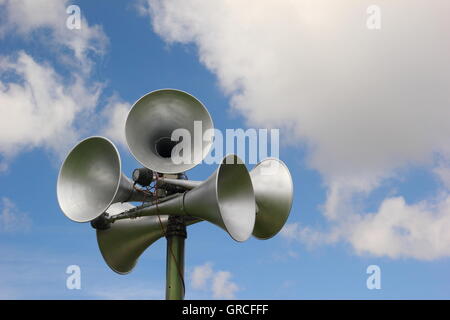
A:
[[97, 203, 152, 275], [57, 136, 122, 223], [155, 136, 180, 158], [215, 154, 256, 242], [125, 89, 214, 174], [251, 158, 294, 239]]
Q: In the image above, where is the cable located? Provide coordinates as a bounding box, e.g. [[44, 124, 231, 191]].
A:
[[132, 183, 153, 198]]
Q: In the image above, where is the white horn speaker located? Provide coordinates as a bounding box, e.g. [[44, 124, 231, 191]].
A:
[[182, 154, 255, 242], [110, 154, 256, 242], [250, 158, 293, 239], [125, 89, 214, 174], [158, 158, 294, 239], [97, 203, 200, 274], [57, 136, 148, 223]]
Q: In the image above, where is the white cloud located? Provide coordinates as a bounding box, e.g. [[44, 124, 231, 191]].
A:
[[433, 160, 450, 190], [191, 261, 213, 290], [0, 0, 107, 73], [0, 0, 121, 169], [190, 262, 239, 299], [0, 197, 31, 233], [211, 271, 239, 299], [146, 0, 450, 184], [100, 98, 131, 148], [280, 222, 333, 248], [282, 193, 450, 260], [348, 196, 450, 260], [134, 0, 151, 17], [145, 0, 450, 259], [0, 51, 101, 166], [280, 223, 299, 241]]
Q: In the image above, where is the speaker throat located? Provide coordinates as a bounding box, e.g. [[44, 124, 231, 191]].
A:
[[154, 136, 180, 158]]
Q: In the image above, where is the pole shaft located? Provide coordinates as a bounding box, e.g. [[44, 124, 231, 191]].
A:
[[165, 216, 186, 300]]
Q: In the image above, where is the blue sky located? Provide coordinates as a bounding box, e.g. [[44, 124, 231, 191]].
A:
[[1, 0, 450, 299]]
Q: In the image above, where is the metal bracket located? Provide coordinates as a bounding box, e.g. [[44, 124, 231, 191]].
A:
[[166, 215, 187, 239]]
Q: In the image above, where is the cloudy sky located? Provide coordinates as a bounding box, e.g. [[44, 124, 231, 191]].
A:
[[1, 0, 450, 299]]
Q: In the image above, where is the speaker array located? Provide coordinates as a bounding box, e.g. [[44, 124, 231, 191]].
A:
[[57, 88, 293, 274]]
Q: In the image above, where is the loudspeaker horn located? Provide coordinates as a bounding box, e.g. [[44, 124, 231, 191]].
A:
[[125, 89, 214, 174], [97, 203, 200, 274], [249, 158, 293, 239], [57, 136, 148, 223], [159, 158, 293, 239], [110, 154, 256, 242]]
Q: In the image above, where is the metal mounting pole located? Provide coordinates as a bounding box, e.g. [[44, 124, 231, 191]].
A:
[[165, 215, 186, 300]]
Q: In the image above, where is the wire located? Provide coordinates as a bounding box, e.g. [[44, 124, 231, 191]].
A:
[[133, 183, 153, 197]]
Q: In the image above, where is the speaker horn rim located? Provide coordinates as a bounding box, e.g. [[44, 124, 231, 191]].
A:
[[96, 202, 138, 275], [125, 88, 214, 174], [56, 136, 123, 223], [251, 157, 294, 239], [215, 154, 256, 242]]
